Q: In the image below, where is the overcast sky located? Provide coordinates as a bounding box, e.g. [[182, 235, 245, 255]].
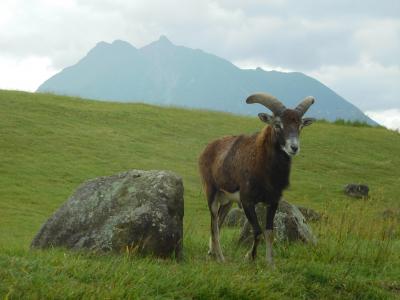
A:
[[0, 0, 399, 129]]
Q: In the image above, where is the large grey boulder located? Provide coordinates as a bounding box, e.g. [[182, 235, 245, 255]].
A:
[[238, 199, 317, 245], [31, 170, 184, 259]]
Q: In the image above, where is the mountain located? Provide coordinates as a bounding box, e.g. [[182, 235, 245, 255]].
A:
[[37, 36, 376, 124]]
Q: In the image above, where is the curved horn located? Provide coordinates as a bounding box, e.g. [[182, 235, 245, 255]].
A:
[[246, 93, 286, 116], [295, 96, 315, 116]]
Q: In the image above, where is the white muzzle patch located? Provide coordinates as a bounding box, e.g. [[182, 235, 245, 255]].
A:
[[282, 138, 300, 156]]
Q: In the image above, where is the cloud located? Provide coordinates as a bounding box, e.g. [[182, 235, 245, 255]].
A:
[[0, 56, 57, 92], [366, 109, 400, 131], [309, 60, 400, 111], [354, 19, 400, 67], [1, 0, 397, 70]]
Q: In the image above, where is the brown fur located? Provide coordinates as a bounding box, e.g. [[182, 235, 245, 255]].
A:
[[199, 117, 293, 263], [199, 125, 278, 200]]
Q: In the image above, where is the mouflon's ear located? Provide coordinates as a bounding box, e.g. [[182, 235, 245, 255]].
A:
[[302, 117, 316, 127], [258, 113, 273, 124]]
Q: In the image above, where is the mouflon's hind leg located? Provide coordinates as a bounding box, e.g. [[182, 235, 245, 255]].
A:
[[209, 201, 225, 262], [206, 187, 225, 262]]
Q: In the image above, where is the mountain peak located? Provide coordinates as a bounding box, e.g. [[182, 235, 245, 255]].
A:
[[94, 41, 110, 48], [111, 39, 136, 49], [90, 40, 136, 54], [157, 35, 173, 45], [140, 35, 175, 53]]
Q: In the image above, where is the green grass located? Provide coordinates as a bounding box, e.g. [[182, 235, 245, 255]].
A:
[[318, 118, 379, 128], [0, 90, 399, 299]]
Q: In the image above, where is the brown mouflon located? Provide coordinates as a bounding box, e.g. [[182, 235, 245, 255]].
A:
[[198, 92, 315, 266]]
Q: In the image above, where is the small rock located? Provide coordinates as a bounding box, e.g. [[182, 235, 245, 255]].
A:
[[344, 184, 369, 198], [296, 206, 321, 222], [238, 199, 317, 245], [224, 208, 246, 227]]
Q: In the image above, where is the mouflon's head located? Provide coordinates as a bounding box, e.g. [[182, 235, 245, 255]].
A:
[[246, 92, 316, 156]]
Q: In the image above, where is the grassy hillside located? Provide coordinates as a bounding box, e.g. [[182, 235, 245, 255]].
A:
[[0, 90, 399, 299]]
